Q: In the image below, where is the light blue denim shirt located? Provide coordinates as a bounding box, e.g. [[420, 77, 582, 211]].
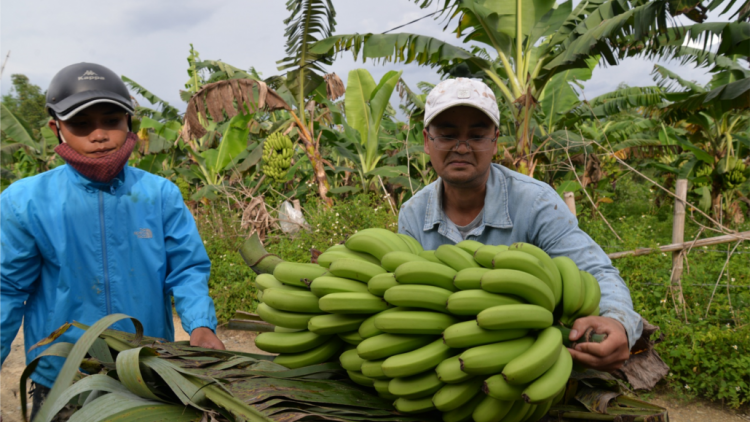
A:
[[398, 164, 643, 349]]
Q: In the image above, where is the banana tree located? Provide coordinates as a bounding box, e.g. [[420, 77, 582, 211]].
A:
[[311, 0, 694, 177], [649, 56, 750, 217]]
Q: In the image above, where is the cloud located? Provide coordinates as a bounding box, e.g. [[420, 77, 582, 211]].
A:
[[123, 1, 222, 35]]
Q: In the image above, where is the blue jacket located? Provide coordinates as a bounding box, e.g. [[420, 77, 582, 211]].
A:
[[398, 164, 643, 349], [1, 164, 218, 387]]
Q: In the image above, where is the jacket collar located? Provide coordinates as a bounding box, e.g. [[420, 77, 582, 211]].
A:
[[423, 163, 513, 232], [64, 164, 127, 193]]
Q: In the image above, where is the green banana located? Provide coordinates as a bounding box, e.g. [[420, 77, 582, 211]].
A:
[[498, 400, 531, 422], [254, 273, 293, 291], [367, 273, 399, 297], [274, 326, 304, 333], [509, 242, 562, 305], [572, 270, 601, 318], [435, 355, 474, 384], [446, 290, 522, 316], [345, 229, 408, 260], [256, 303, 317, 330], [471, 396, 514, 422], [261, 288, 322, 314], [502, 326, 563, 385], [380, 251, 429, 272], [340, 348, 365, 371], [361, 359, 389, 379], [491, 251, 554, 293], [359, 307, 407, 339], [374, 311, 459, 335], [339, 331, 365, 345], [307, 314, 367, 335], [347, 370, 375, 387], [480, 269, 555, 312], [356, 333, 436, 360], [459, 337, 535, 375], [397, 233, 425, 254], [256, 290, 263, 302], [273, 262, 328, 287], [433, 378, 484, 412], [381, 338, 457, 378], [456, 239, 484, 255], [373, 379, 398, 400], [318, 292, 389, 314], [442, 320, 528, 349], [384, 285, 453, 313], [483, 374, 527, 401], [274, 337, 343, 369], [553, 256, 584, 316], [435, 244, 481, 271], [394, 261, 458, 291], [309, 276, 370, 298], [393, 396, 435, 413], [521, 346, 572, 404], [328, 258, 386, 283], [255, 331, 331, 354], [525, 398, 553, 421], [476, 304, 553, 330], [316, 248, 381, 268], [442, 392, 485, 422], [418, 250, 442, 263], [473, 245, 507, 268], [388, 371, 444, 399], [453, 267, 491, 290]]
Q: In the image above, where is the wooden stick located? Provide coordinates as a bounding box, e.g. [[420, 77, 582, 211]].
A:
[[563, 192, 576, 216], [607, 231, 750, 259], [671, 180, 688, 308]]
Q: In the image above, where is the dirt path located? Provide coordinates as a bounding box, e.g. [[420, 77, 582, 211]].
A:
[[2, 319, 748, 422]]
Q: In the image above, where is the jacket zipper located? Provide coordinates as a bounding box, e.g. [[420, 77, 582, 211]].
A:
[[99, 190, 112, 314]]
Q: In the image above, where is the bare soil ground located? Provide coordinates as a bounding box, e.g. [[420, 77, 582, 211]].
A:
[[2, 317, 748, 422]]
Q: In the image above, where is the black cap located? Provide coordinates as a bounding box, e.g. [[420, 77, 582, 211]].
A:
[[45, 63, 135, 120]]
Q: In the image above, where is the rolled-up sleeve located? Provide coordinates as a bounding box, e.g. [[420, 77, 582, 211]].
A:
[[161, 184, 218, 334], [528, 188, 643, 349]]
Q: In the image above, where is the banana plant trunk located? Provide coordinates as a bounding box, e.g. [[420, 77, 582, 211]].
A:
[[513, 88, 539, 177], [290, 110, 334, 207]]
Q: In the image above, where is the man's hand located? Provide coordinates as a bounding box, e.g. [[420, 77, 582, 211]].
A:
[[190, 327, 226, 350], [567, 316, 629, 372]]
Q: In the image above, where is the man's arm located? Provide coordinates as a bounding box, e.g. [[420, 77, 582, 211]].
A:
[[161, 184, 224, 350], [528, 188, 642, 369], [1, 194, 42, 365]]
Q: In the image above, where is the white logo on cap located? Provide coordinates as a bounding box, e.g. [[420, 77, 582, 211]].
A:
[[78, 70, 105, 81], [457, 89, 470, 99]]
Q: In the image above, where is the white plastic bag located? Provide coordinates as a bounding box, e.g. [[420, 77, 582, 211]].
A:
[[278, 200, 307, 234]]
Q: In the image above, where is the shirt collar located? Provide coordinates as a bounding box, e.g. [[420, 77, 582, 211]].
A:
[[423, 163, 513, 232], [65, 164, 127, 192]]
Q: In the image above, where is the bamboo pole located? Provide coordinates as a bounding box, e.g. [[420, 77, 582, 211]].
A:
[[670, 180, 688, 306], [607, 230, 750, 259], [564, 192, 576, 216]]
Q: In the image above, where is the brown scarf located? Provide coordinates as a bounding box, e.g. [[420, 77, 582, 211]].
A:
[[55, 132, 137, 183]]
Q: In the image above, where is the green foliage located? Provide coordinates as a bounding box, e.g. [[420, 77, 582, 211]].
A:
[[1, 74, 48, 130]]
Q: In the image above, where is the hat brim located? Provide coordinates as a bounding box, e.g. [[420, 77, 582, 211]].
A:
[[48, 90, 135, 120], [424, 102, 500, 128]]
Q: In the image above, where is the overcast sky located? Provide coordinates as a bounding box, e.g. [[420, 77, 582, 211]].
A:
[[0, 0, 736, 119]]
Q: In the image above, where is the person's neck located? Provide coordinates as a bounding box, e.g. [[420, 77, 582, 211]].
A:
[[441, 171, 490, 226]]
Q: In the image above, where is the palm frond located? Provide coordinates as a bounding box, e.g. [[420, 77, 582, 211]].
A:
[[122, 76, 180, 121], [652, 65, 707, 93]]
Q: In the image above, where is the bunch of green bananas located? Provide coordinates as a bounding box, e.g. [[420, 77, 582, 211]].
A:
[[252, 230, 602, 421], [722, 160, 747, 189], [262, 132, 294, 182], [693, 163, 714, 188]]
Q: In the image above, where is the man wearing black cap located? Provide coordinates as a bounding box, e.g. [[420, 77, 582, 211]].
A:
[[0, 63, 224, 417]]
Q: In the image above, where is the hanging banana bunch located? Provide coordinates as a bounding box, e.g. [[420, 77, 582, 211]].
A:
[[720, 157, 748, 189], [693, 162, 714, 188], [262, 132, 294, 183]]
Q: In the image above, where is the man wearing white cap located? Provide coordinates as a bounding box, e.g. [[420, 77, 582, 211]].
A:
[[398, 78, 642, 372]]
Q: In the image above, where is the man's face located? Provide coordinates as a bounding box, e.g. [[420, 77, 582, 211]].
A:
[[49, 103, 129, 158], [423, 106, 498, 187]]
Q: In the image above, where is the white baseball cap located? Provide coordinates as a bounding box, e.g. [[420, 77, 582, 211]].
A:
[[424, 78, 499, 127]]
